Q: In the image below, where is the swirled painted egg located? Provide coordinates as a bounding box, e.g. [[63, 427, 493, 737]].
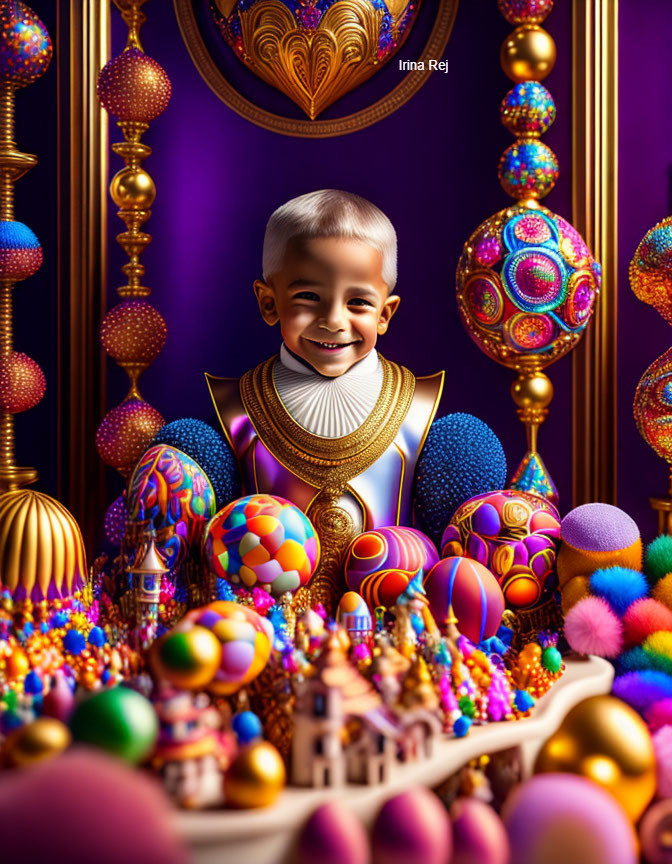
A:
[[203, 495, 319, 598], [344, 527, 438, 593], [441, 490, 561, 609], [127, 444, 216, 569], [423, 557, 505, 644], [359, 568, 414, 610], [457, 204, 600, 369], [183, 601, 273, 695]]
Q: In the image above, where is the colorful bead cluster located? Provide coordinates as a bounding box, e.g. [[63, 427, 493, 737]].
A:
[[630, 215, 672, 326], [501, 81, 556, 137], [497, 0, 553, 26], [634, 347, 672, 464], [0, 0, 52, 88]]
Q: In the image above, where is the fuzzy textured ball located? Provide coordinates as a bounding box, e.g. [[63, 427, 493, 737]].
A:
[[152, 418, 240, 509], [613, 671, 672, 714], [563, 595, 623, 658], [414, 413, 506, 546], [623, 598, 672, 648], [589, 566, 648, 616], [646, 535, 672, 585]]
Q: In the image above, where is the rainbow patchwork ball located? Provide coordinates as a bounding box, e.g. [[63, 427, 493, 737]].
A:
[[181, 601, 273, 695], [203, 494, 319, 598]]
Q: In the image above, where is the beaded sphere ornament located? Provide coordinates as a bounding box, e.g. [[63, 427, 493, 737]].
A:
[[100, 300, 167, 365], [629, 216, 672, 326], [0, 221, 42, 281], [97, 47, 171, 123], [441, 489, 561, 609], [501, 82, 555, 138], [0, 351, 45, 413], [457, 204, 600, 367], [498, 139, 559, 200], [104, 494, 128, 546], [497, 0, 554, 25], [634, 347, 672, 464], [96, 397, 164, 477], [203, 494, 319, 598], [0, 1, 52, 87]]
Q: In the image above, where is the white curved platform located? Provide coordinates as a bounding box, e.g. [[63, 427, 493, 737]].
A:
[[177, 656, 614, 864]]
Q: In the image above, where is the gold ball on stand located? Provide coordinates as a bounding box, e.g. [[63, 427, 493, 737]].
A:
[[535, 695, 656, 823], [3, 717, 71, 767], [511, 369, 554, 411], [500, 25, 557, 82], [110, 167, 156, 211], [224, 741, 286, 808]]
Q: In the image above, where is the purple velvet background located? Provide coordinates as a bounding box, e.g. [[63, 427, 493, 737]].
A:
[[18, 0, 669, 545], [104, 0, 573, 517]]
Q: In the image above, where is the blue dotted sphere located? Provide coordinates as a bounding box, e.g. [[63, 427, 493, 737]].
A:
[[232, 710, 263, 744]]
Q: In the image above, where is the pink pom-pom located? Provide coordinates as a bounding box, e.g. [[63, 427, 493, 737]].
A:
[[646, 699, 672, 732], [564, 595, 623, 658], [623, 598, 672, 648], [653, 726, 672, 798]]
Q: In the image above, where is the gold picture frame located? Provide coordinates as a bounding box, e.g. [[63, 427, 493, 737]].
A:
[[174, 0, 459, 138]]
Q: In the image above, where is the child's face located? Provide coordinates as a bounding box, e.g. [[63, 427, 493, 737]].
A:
[[255, 236, 400, 377]]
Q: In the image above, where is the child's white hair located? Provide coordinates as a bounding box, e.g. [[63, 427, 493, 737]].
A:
[[262, 189, 398, 289]]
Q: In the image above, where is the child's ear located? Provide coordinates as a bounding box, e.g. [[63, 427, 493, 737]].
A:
[[377, 294, 401, 335], [254, 280, 279, 326]]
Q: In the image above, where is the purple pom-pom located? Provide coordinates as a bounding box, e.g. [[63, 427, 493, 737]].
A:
[[613, 671, 672, 713], [564, 595, 623, 658]]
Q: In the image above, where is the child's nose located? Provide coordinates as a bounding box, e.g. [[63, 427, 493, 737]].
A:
[[319, 302, 346, 331]]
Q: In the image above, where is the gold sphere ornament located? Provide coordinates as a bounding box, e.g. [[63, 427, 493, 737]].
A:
[[500, 25, 557, 83], [0, 489, 87, 602], [535, 695, 656, 823], [109, 167, 156, 211], [224, 741, 286, 808], [3, 717, 71, 767], [100, 300, 167, 366], [151, 625, 222, 691]]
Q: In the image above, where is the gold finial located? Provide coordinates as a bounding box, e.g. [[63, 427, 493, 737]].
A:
[[113, 0, 149, 51]]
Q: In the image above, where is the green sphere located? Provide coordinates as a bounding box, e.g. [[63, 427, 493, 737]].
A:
[[69, 686, 158, 765], [541, 645, 562, 674]]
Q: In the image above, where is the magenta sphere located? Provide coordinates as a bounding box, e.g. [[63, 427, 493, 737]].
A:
[[0, 351, 45, 413], [423, 557, 505, 644], [498, 0, 554, 25], [95, 398, 165, 476], [372, 788, 451, 864], [97, 48, 171, 123], [298, 802, 369, 864], [450, 798, 510, 864], [503, 774, 637, 864]]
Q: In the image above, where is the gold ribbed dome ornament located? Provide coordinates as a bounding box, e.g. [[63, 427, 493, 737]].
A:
[[0, 489, 87, 601]]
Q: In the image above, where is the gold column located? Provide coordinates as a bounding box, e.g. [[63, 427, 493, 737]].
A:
[[571, 0, 619, 506]]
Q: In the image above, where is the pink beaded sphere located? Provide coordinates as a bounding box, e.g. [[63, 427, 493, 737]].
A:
[[0, 1, 52, 88], [0, 221, 42, 281], [0, 351, 45, 413], [100, 300, 167, 365], [96, 398, 164, 477], [97, 48, 171, 123], [497, 0, 554, 25], [457, 204, 600, 369]]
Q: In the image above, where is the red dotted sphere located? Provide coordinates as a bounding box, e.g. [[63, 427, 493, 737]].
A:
[[97, 48, 171, 123], [100, 300, 167, 365], [0, 351, 45, 413], [96, 398, 164, 476]]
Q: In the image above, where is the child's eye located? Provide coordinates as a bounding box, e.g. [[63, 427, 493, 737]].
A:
[[293, 291, 320, 301], [348, 298, 374, 307]]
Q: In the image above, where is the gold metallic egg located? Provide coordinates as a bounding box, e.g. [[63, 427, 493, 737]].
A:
[[4, 717, 71, 767], [500, 25, 557, 82], [535, 695, 656, 822], [224, 741, 286, 808], [110, 167, 156, 211]]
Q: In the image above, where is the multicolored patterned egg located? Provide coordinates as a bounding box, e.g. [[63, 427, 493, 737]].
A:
[[183, 601, 273, 695], [337, 592, 373, 642], [457, 204, 600, 369], [203, 495, 319, 598], [344, 526, 439, 593], [0, 0, 52, 88], [127, 444, 216, 570], [441, 490, 561, 609], [423, 557, 505, 644], [359, 568, 414, 611]]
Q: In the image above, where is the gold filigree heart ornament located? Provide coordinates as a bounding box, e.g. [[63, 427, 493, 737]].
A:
[[211, 0, 421, 119]]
